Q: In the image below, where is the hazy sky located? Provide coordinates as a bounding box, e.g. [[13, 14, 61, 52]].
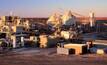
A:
[[0, 0, 107, 17]]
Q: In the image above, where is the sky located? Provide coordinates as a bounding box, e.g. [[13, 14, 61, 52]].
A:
[[0, 0, 107, 17]]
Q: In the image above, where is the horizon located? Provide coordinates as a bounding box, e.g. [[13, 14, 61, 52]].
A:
[[0, 0, 107, 17]]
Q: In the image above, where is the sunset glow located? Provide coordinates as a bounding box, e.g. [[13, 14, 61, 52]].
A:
[[0, 0, 107, 17]]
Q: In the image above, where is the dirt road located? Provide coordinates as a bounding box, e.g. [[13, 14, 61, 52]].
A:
[[0, 48, 107, 65]]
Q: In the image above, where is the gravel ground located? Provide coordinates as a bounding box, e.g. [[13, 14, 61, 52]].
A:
[[0, 48, 107, 65]]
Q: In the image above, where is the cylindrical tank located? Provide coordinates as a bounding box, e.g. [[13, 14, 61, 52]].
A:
[[97, 49, 104, 55]]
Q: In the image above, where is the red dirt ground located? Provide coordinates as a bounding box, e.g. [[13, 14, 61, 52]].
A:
[[0, 48, 107, 65]]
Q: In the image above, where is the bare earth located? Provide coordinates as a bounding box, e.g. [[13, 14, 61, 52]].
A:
[[0, 48, 107, 65]]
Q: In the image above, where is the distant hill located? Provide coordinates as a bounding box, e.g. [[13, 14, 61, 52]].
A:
[[22, 17, 107, 24], [96, 17, 107, 20]]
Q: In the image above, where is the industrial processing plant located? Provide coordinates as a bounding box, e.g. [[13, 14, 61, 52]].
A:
[[0, 0, 107, 65]]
